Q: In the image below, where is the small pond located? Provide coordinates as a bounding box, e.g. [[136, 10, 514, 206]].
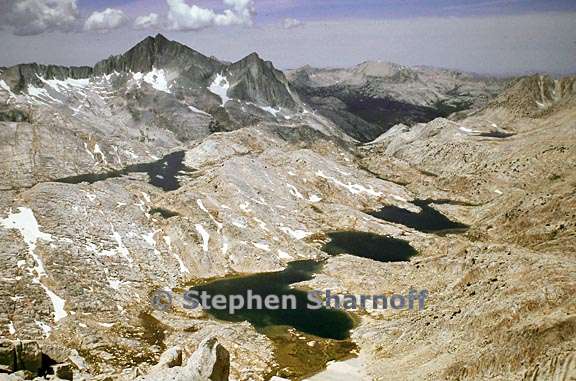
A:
[[56, 151, 193, 191], [367, 199, 468, 234], [321, 231, 417, 262]]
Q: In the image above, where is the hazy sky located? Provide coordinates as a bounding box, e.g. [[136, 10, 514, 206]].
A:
[[0, 0, 575, 74]]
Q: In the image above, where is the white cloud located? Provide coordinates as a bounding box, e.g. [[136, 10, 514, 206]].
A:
[[0, 0, 79, 36], [283, 18, 303, 29], [166, 0, 255, 31], [222, 0, 255, 25], [134, 13, 160, 30], [84, 8, 128, 33]]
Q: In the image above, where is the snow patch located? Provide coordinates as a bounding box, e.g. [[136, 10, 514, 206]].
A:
[[40, 77, 90, 91], [197, 199, 224, 232], [277, 250, 292, 260], [40, 284, 67, 322], [27, 84, 62, 104], [143, 68, 170, 93], [459, 127, 481, 134], [125, 150, 138, 160], [239, 201, 251, 212], [164, 236, 189, 274], [303, 357, 364, 381], [143, 231, 157, 247], [208, 73, 231, 106], [0, 207, 66, 322], [93, 143, 108, 165], [0, 208, 53, 273], [84, 143, 95, 161], [316, 170, 382, 197], [143, 230, 161, 256], [195, 224, 210, 252], [141, 192, 151, 203], [221, 236, 230, 256], [253, 241, 271, 252], [279, 225, 310, 240], [108, 279, 124, 290], [197, 199, 209, 213], [308, 194, 322, 203], [110, 226, 133, 266], [253, 217, 269, 231], [188, 105, 211, 116], [35, 320, 52, 336], [232, 219, 247, 229], [0, 80, 15, 98], [262, 106, 281, 117], [287, 184, 305, 199]]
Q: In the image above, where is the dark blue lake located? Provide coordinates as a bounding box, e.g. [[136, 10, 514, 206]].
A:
[[367, 199, 469, 234]]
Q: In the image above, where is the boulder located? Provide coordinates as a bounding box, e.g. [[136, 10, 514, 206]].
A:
[[52, 363, 73, 380], [152, 346, 183, 370], [134, 337, 229, 381], [15, 341, 41, 375], [0, 370, 33, 380], [67, 350, 87, 371], [186, 337, 229, 381], [0, 340, 16, 373]]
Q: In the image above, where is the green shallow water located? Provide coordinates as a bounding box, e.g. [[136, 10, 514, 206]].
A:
[[190, 260, 354, 340], [188, 231, 418, 340]]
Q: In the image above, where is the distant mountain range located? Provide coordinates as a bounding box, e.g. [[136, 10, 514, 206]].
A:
[[1, 34, 509, 143], [1, 34, 299, 124], [287, 61, 505, 141]]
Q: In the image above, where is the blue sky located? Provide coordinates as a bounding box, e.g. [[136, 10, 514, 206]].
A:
[[82, 0, 576, 19], [262, 0, 576, 19], [0, 0, 575, 74]]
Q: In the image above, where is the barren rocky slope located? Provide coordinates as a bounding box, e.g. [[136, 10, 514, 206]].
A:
[[346, 75, 576, 380], [1, 36, 575, 381]]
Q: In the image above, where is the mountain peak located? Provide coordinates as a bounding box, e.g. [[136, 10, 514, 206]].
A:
[[131, 33, 173, 53], [233, 52, 263, 66], [94, 34, 218, 75], [140, 33, 170, 48], [246, 52, 261, 60], [226, 51, 299, 108]]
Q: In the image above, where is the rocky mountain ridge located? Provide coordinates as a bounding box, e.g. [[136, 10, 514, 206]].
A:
[[486, 74, 576, 117], [1, 34, 297, 111]]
